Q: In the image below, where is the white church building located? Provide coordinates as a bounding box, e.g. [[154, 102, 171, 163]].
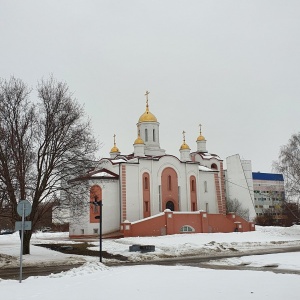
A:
[[69, 92, 254, 238]]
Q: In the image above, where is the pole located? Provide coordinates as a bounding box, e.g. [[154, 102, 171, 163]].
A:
[[19, 202, 25, 283], [99, 200, 102, 263]]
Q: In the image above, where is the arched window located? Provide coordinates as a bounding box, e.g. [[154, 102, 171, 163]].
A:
[[211, 163, 218, 170], [145, 129, 148, 142], [168, 175, 172, 191], [191, 179, 195, 192], [180, 225, 195, 233], [153, 129, 155, 142], [144, 176, 149, 190]]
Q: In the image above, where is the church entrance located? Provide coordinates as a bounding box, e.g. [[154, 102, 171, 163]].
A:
[[166, 200, 175, 211]]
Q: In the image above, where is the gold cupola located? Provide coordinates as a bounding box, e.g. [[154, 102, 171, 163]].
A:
[[138, 90, 158, 123], [197, 124, 206, 141], [110, 134, 120, 153], [180, 131, 190, 150], [134, 125, 145, 145]]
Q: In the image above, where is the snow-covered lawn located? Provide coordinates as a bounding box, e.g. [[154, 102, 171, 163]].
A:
[[1, 225, 300, 300]]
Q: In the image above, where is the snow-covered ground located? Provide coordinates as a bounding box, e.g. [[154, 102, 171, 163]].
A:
[[1, 226, 300, 300]]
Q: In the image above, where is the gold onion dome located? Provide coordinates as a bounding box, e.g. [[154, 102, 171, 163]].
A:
[[134, 126, 144, 145], [180, 131, 190, 150], [110, 145, 120, 153], [134, 136, 144, 145], [180, 142, 190, 150], [197, 134, 205, 141], [110, 134, 120, 153], [197, 124, 206, 141], [138, 90, 157, 123]]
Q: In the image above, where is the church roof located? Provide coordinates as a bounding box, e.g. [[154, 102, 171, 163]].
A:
[[138, 91, 157, 123], [68, 168, 119, 182]]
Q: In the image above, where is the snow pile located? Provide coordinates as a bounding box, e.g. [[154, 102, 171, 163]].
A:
[[48, 262, 109, 278]]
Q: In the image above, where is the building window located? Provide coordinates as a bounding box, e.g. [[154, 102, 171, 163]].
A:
[[153, 129, 155, 142], [211, 163, 218, 170], [180, 225, 195, 233], [192, 202, 196, 211], [145, 201, 149, 212], [168, 175, 172, 191], [93, 229, 98, 234], [144, 176, 149, 190], [191, 179, 195, 192], [205, 202, 209, 212], [204, 181, 208, 192], [145, 129, 148, 142], [81, 229, 84, 234]]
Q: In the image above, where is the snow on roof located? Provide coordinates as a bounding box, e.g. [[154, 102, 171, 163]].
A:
[[198, 165, 214, 172], [111, 158, 127, 163], [201, 152, 221, 160], [91, 171, 115, 177]]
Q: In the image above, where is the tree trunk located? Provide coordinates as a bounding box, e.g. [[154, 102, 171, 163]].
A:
[[23, 231, 32, 255]]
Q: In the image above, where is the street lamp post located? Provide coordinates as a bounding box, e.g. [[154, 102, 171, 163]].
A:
[[92, 196, 103, 263]]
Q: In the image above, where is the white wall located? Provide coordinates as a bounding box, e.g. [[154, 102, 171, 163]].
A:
[[225, 154, 256, 221]]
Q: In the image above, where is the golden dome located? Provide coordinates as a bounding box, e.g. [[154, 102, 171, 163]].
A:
[[138, 90, 157, 123], [134, 126, 144, 145], [134, 136, 144, 145], [197, 124, 206, 141], [110, 145, 120, 153], [197, 135, 205, 141], [110, 134, 120, 153], [138, 110, 157, 123], [180, 130, 190, 150], [180, 142, 190, 150]]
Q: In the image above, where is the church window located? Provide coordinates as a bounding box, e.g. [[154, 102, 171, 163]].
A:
[[180, 225, 195, 233], [93, 229, 98, 234], [158, 185, 161, 212], [144, 176, 149, 190], [192, 202, 196, 211], [145, 129, 148, 142], [168, 175, 172, 191], [205, 202, 209, 212], [191, 179, 195, 192], [211, 163, 218, 170], [153, 129, 155, 142], [145, 201, 149, 212], [204, 181, 208, 192]]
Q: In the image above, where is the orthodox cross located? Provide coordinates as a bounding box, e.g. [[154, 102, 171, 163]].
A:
[[199, 124, 202, 135], [113, 134, 116, 146], [145, 90, 150, 108], [182, 130, 186, 143]]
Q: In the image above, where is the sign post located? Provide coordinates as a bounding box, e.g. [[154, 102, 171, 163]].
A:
[[16, 200, 32, 283]]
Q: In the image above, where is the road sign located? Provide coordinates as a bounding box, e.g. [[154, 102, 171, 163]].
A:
[[17, 200, 32, 217], [15, 221, 32, 231]]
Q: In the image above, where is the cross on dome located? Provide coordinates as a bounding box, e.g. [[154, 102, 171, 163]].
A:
[[110, 133, 120, 153], [145, 90, 150, 109], [138, 90, 157, 123]]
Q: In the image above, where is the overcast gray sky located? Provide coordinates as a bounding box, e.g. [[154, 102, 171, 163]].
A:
[[1, 0, 299, 172]]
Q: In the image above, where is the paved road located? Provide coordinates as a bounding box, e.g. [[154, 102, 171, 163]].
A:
[[0, 264, 84, 280], [1, 246, 300, 280]]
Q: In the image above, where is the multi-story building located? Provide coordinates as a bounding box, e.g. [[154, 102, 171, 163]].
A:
[[225, 156, 285, 221], [252, 172, 285, 216]]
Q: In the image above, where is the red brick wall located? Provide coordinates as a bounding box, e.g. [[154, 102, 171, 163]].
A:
[[121, 165, 127, 221]]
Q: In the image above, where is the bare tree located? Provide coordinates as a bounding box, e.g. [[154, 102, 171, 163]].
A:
[[274, 133, 300, 204], [0, 77, 98, 253], [226, 198, 250, 220]]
